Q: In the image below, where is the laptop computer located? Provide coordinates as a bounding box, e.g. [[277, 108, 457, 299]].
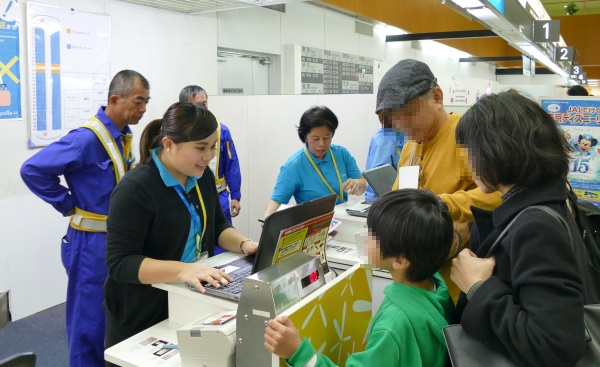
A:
[[346, 164, 397, 218], [187, 194, 337, 301]]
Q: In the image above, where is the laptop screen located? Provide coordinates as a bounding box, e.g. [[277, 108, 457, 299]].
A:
[[252, 194, 337, 274], [362, 164, 397, 198]]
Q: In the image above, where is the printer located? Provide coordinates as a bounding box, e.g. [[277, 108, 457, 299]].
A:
[[177, 311, 237, 367]]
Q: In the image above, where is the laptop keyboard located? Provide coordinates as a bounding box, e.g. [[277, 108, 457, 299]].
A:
[[204, 257, 253, 294]]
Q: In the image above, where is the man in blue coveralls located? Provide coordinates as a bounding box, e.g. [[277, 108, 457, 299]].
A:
[[21, 70, 150, 367], [364, 122, 405, 202], [179, 85, 242, 253]]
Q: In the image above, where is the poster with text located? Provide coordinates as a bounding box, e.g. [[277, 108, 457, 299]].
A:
[[541, 97, 600, 207], [0, 0, 22, 120], [27, 2, 109, 147], [441, 75, 498, 107], [272, 211, 334, 273]]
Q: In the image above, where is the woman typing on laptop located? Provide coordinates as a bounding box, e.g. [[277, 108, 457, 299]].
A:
[[104, 102, 258, 356], [264, 106, 367, 219]]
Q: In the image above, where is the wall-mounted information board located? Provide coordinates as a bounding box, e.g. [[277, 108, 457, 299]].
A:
[[301, 46, 373, 95], [27, 3, 110, 147]]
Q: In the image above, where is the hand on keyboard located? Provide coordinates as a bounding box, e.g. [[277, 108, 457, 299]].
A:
[[179, 262, 234, 293]]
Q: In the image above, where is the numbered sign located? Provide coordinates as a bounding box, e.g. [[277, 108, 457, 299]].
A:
[[555, 46, 575, 62], [533, 20, 560, 43], [570, 65, 583, 79]]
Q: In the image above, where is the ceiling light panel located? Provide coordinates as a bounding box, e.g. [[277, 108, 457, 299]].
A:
[[452, 0, 485, 8], [115, 0, 305, 13]]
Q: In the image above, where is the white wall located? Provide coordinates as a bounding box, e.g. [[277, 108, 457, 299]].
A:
[[1, 0, 218, 320], [2, 0, 512, 320], [208, 94, 379, 242], [496, 73, 568, 86]]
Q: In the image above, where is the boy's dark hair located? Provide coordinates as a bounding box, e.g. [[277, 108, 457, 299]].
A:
[[456, 92, 573, 189], [297, 106, 338, 143], [367, 189, 453, 282]]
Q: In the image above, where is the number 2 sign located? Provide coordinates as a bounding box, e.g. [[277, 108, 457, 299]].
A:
[[555, 46, 575, 62]]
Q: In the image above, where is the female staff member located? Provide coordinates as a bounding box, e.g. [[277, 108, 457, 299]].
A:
[[104, 102, 258, 351], [264, 106, 366, 218], [450, 92, 586, 367]]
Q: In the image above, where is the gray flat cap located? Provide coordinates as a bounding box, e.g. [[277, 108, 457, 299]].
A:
[[375, 59, 436, 114]]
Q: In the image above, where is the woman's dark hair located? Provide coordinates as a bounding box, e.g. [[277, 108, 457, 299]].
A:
[[367, 189, 453, 282], [139, 102, 218, 164], [456, 92, 574, 189], [297, 106, 339, 143]]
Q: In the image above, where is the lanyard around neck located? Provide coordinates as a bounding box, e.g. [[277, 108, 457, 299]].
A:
[[304, 146, 344, 202], [174, 184, 207, 257]]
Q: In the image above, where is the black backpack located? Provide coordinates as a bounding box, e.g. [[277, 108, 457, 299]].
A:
[[568, 190, 600, 304]]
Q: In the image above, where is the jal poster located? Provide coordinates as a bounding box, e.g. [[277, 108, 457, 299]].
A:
[[0, 0, 22, 120], [27, 2, 110, 147], [541, 97, 600, 206]]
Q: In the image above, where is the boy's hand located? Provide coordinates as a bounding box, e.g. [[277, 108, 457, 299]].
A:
[[264, 316, 302, 359], [450, 249, 495, 293]]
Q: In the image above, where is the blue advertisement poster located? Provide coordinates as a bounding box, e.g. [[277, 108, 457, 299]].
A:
[[541, 97, 600, 206], [0, 0, 21, 120]]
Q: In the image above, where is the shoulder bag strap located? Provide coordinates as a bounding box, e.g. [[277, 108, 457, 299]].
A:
[[486, 208, 536, 257]]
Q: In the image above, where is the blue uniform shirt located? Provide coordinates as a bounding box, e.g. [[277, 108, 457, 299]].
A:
[[271, 144, 362, 205], [151, 148, 202, 263], [21, 106, 132, 216], [217, 123, 242, 201], [365, 128, 405, 202]]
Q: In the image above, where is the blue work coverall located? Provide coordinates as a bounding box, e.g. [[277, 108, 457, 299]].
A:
[[20, 106, 131, 367]]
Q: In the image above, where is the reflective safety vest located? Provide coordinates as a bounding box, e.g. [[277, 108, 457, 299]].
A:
[[209, 121, 228, 193], [69, 116, 133, 232]]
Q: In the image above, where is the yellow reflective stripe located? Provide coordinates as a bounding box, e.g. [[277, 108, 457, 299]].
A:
[[214, 121, 225, 186], [227, 141, 232, 159], [216, 182, 227, 192], [74, 207, 107, 220], [303, 147, 344, 202], [81, 117, 126, 183], [69, 207, 107, 232]]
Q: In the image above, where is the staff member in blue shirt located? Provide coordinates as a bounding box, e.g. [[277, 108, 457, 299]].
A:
[[20, 70, 150, 367], [179, 86, 241, 226], [365, 125, 404, 202], [104, 102, 258, 355], [264, 106, 366, 218]]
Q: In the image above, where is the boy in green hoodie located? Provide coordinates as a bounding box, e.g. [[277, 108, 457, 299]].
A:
[[264, 189, 455, 367]]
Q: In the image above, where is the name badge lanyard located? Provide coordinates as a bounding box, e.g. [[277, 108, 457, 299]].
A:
[[304, 147, 344, 202], [174, 184, 207, 259]]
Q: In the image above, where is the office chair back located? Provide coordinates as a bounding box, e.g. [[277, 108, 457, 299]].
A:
[[0, 352, 36, 367]]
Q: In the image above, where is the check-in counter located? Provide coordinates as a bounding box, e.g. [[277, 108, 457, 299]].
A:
[[104, 199, 393, 366]]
